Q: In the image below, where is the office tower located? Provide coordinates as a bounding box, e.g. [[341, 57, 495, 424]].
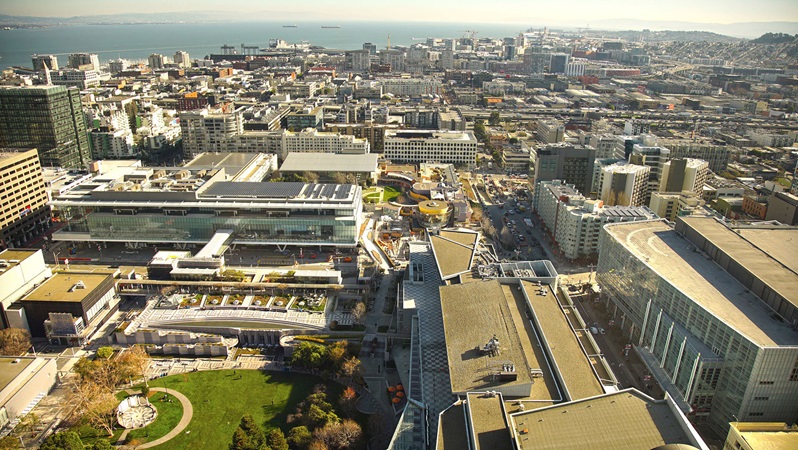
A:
[[0, 86, 91, 169], [31, 54, 58, 71], [536, 120, 565, 144], [597, 216, 798, 434], [0, 149, 49, 249], [148, 54, 167, 70], [67, 53, 100, 71], [630, 144, 671, 202], [173, 50, 191, 68], [599, 162, 650, 206], [532, 144, 596, 196], [550, 53, 570, 74]]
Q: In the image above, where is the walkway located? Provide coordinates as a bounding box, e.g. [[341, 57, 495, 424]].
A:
[[120, 387, 193, 449]]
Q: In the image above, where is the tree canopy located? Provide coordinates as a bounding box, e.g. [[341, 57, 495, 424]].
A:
[[0, 328, 31, 356]]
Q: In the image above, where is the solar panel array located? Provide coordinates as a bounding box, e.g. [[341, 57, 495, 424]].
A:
[[201, 182, 354, 200]]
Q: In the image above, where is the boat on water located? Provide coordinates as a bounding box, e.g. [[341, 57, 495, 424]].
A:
[[283, 25, 298, 28], [321, 25, 341, 29]]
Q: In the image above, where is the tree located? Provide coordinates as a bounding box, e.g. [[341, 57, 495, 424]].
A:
[[340, 357, 361, 382], [312, 419, 362, 450], [266, 428, 289, 450], [338, 387, 357, 418], [302, 172, 320, 183], [350, 302, 366, 324], [326, 341, 348, 374], [65, 379, 119, 436], [290, 342, 328, 372], [230, 414, 265, 450], [96, 346, 114, 359], [40, 431, 84, 450], [288, 426, 313, 450], [0, 436, 20, 450], [0, 328, 31, 356], [91, 440, 113, 450], [489, 111, 501, 126]]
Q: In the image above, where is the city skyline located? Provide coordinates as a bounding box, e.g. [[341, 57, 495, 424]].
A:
[[2, 0, 797, 27]]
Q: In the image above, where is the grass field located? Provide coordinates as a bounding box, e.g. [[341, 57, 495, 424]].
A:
[[139, 370, 343, 450], [383, 186, 402, 201]]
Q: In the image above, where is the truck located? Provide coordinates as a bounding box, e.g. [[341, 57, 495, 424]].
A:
[[524, 218, 534, 228]]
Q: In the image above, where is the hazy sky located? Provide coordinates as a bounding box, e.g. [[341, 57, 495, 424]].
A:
[[2, 0, 797, 24]]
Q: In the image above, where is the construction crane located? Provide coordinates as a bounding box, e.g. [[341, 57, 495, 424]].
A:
[[462, 29, 478, 41]]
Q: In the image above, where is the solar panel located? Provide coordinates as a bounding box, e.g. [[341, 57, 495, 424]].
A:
[[201, 182, 305, 198]]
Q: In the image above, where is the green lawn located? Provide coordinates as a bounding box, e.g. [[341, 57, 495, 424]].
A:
[[139, 370, 343, 450], [383, 186, 402, 202]]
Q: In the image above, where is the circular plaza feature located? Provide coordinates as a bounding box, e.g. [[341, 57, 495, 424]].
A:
[[117, 395, 157, 429]]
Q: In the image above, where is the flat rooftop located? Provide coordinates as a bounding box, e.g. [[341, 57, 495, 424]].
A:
[[439, 280, 560, 401], [466, 393, 513, 450], [23, 273, 112, 303], [184, 152, 259, 174], [436, 402, 470, 450], [279, 152, 378, 173], [605, 220, 798, 347], [429, 229, 479, 280], [0, 249, 39, 271], [522, 281, 605, 400], [510, 389, 698, 450], [0, 357, 33, 394]]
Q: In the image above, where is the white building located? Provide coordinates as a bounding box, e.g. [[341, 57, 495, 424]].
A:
[[90, 129, 135, 159], [565, 58, 586, 77], [378, 78, 442, 97], [599, 162, 650, 206], [345, 50, 372, 72], [180, 107, 244, 157], [50, 69, 101, 89], [535, 180, 657, 260], [384, 130, 478, 166], [173, 50, 191, 69], [746, 129, 796, 148], [281, 129, 370, 159]]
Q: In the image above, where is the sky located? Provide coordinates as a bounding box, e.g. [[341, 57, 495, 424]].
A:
[[2, 0, 797, 25]]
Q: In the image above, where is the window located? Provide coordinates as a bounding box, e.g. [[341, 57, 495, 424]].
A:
[[754, 397, 769, 401]]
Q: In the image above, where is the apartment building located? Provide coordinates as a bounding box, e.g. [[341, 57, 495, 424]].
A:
[[0, 150, 49, 250]]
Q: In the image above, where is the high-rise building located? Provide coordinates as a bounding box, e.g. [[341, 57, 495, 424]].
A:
[[659, 158, 709, 194], [67, 53, 100, 71], [180, 107, 244, 158], [378, 50, 406, 72], [148, 54, 167, 70], [0, 149, 50, 249], [599, 162, 650, 206], [345, 50, 371, 72], [0, 86, 91, 169], [532, 143, 596, 197], [630, 144, 671, 202], [108, 58, 129, 74], [31, 54, 58, 71], [550, 53, 570, 74], [596, 217, 798, 434], [173, 51, 190, 69], [536, 120, 565, 144]]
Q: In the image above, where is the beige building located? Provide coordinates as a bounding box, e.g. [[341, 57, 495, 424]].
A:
[[0, 149, 49, 250], [724, 422, 798, 450]]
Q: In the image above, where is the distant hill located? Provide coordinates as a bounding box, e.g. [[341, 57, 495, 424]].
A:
[[586, 19, 798, 39], [751, 32, 798, 44]]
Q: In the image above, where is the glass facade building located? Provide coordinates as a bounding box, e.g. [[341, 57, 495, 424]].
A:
[[596, 219, 798, 434], [51, 166, 362, 248], [0, 86, 91, 169]]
